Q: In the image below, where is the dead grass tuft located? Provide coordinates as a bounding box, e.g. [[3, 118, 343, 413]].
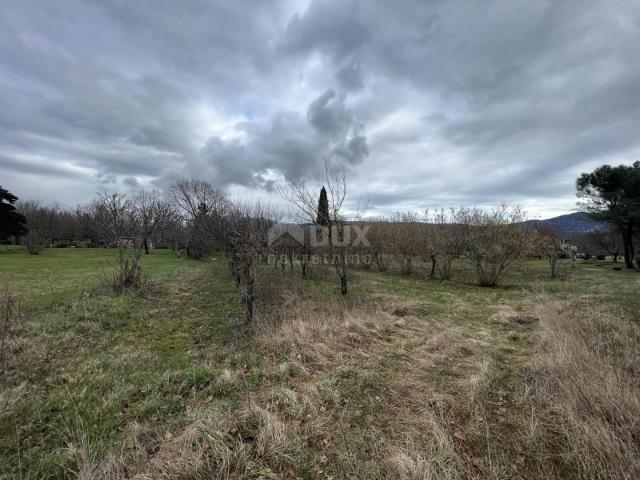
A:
[[70, 402, 302, 479], [258, 294, 431, 376], [386, 431, 461, 480], [382, 299, 428, 318], [490, 307, 538, 326], [136, 409, 251, 479], [0, 381, 27, 420]]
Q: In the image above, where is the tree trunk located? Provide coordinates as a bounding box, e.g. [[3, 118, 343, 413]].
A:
[[339, 246, 348, 295], [340, 274, 347, 295], [621, 225, 635, 269], [232, 258, 241, 287], [246, 275, 255, 322], [143, 238, 149, 255], [300, 251, 308, 279], [430, 255, 436, 278], [549, 257, 557, 278]]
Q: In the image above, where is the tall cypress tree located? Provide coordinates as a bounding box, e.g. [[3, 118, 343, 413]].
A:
[[316, 186, 330, 226]]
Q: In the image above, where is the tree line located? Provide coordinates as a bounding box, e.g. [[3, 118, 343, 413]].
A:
[[1, 160, 638, 322], [0, 180, 226, 257]]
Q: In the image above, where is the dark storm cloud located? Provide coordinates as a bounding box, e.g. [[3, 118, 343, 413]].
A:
[[280, 0, 640, 212], [1, 0, 639, 217], [307, 90, 352, 137], [198, 94, 369, 188]]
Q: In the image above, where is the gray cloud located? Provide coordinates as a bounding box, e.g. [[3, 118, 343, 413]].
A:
[[1, 0, 638, 218], [281, 0, 371, 59], [336, 61, 365, 91], [307, 90, 352, 137], [196, 88, 369, 188]]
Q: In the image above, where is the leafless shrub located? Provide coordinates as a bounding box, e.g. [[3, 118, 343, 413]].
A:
[[414, 214, 437, 279], [23, 229, 47, 254], [533, 226, 570, 278], [368, 221, 392, 272], [18, 200, 50, 254], [389, 212, 422, 275], [456, 206, 530, 286], [93, 193, 146, 292], [432, 209, 465, 280]]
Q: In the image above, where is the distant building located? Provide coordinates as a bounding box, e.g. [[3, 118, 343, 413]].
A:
[[115, 236, 152, 249], [117, 236, 136, 248]]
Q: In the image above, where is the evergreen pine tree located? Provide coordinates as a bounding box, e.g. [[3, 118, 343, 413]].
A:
[[0, 186, 27, 242]]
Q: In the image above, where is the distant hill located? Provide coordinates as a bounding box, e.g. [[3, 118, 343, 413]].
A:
[[524, 212, 606, 236]]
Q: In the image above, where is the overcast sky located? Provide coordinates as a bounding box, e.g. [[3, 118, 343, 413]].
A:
[[1, 0, 639, 219]]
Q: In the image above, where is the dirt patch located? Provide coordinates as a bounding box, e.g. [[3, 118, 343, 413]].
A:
[[509, 315, 539, 324], [371, 295, 429, 317], [490, 308, 538, 326]]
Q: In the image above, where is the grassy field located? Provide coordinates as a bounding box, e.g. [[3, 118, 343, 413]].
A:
[[0, 247, 638, 479]]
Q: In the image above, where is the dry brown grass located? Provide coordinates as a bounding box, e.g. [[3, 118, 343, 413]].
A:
[[256, 294, 493, 479], [0, 288, 23, 377], [522, 295, 640, 479], [71, 294, 477, 480], [66, 403, 302, 479], [257, 293, 433, 373], [60, 276, 640, 480]]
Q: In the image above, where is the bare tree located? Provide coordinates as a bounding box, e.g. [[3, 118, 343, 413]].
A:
[[367, 220, 392, 272], [432, 209, 466, 280], [414, 212, 437, 279], [457, 206, 530, 287], [389, 211, 421, 275], [280, 158, 364, 295], [350, 220, 375, 271], [17, 200, 50, 254], [168, 179, 228, 259], [134, 190, 175, 254], [589, 226, 622, 262], [221, 202, 276, 322], [534, 226, 567, 278], [422, 228, 438, 279], [94, 192, 145, 291]]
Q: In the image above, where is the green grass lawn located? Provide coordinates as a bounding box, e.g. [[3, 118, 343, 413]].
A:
[[0, 247, 198, 311], [0, 248, 231, 478], [0, 248, 638, 479]]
